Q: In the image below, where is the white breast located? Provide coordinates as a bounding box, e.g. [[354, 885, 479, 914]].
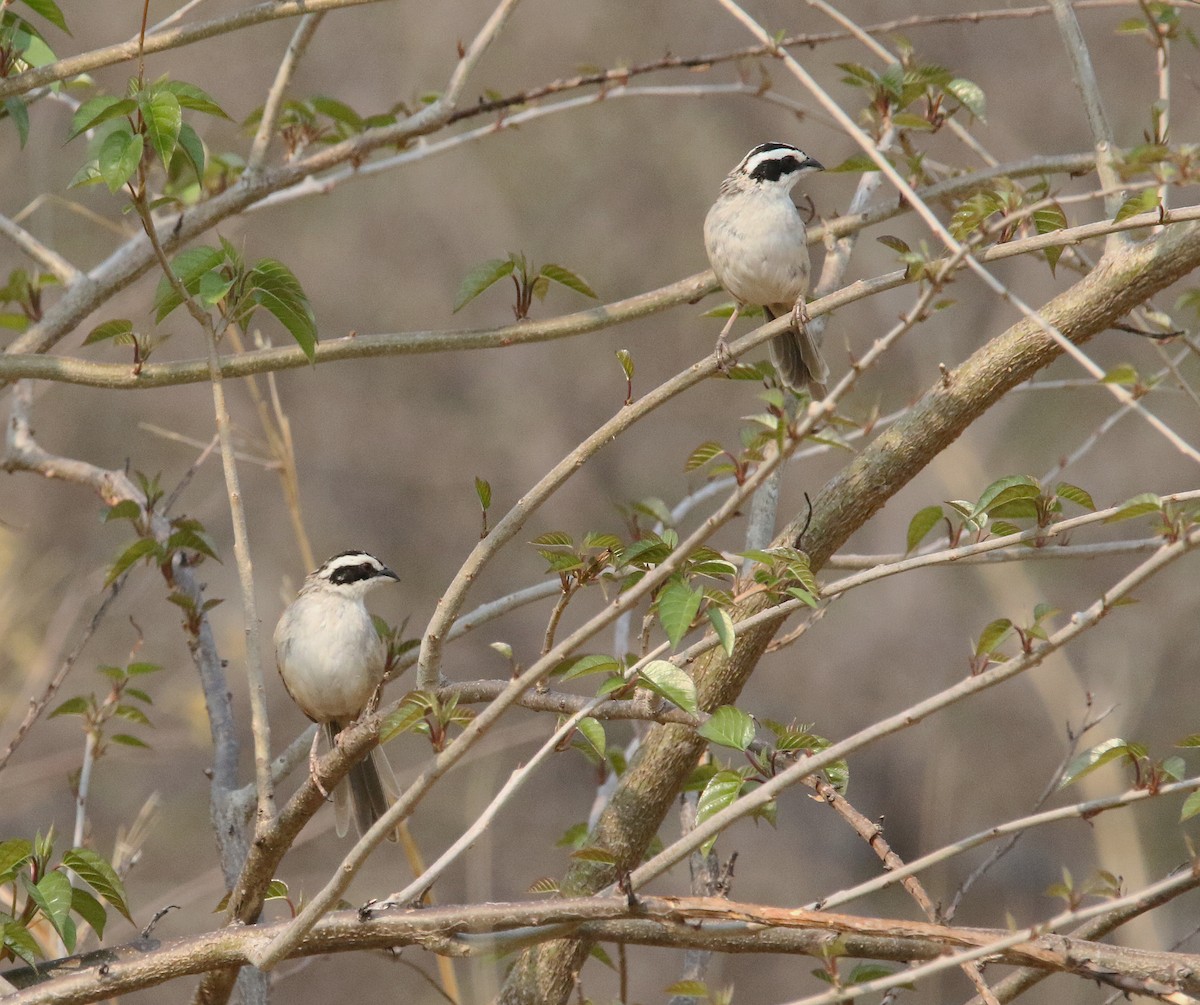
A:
[[274, 592, 386, 722], [704, 189, 810, 308]]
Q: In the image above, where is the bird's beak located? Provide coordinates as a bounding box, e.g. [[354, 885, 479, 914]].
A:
[[803, 157, 824, 172], [383, 567, 400, 581]]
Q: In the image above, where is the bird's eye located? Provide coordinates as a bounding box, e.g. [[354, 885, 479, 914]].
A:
[[329, 563, 378, 585]]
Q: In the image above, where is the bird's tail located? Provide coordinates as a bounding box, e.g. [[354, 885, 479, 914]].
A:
[[326, 720, 401, 842], [765, 304, 829, 398]]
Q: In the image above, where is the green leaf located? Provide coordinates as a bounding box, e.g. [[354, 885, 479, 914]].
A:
[[18, 0, 69, 31], [70, 887, 107, 939], [1104, 493, 1162, 523], [945, 77, 986, 121], [165, 527, 219, 561], [707, 606, 735, 657], [82, 318, 134, 346], [60, 848, 133, 924], [555, 653, 621, 681], [0, 839, 33, 884], [452, 257, 515, 312], [1033, 203, 1068, 274], [111, 734, 151, 748], [573, 716, 606, 759], [973, 475, 1040, 517], [876, 234, 911, 255], [26, 871, 73, 949], [1101, 363, 1139, 386], [685, 441, 725, 473], [162, 80, 229, 119], [538, 263, 598, 300], [1059, 738, 1143, 789], [49, 695, 88, 717], [638, 660, 698, 715], [474, 476, 491, 510], [657, 579, 703, 648], [197, 270, 235, 306], [4, 97, 30, 148], [1055, 482, 1095, 511], [68, 96, 136, 140], [975, 617, 1013, 657], [104, 499, 142, 523], [97, 128, 143, 192], [248, 259, 317, 360], [154, 245, 224, 321], [698, 705, 755, 751], [828, 153, 883, 173], [615, 348, 633, 380], [1181, 790, 1200, 822], [105, 536, 161, 586], [174, 122, 206, 183], [138, 87, 181, 169], [695, 769, 744, 854], [1114, 189, 1160, 224], [906, 504, 944, 553], [2, 920, 43, 967]]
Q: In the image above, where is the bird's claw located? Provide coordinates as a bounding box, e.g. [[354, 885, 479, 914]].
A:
[[714, 338, 736, 375]]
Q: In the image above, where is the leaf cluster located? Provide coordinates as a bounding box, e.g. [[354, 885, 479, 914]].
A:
[[152, 240, 317, 359], [453, 252, 598, 320], [906, 474, 1096, 552], [0, 0, 68, 146], [0, 832, 133, 966], [104, 476, 220, 588], [50, 661, 161, 752], [837, 39, 985, 138], [68, 76, 229, 199]]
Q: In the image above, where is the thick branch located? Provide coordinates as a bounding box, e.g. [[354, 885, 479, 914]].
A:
[[496, 220, 1200, 1003]]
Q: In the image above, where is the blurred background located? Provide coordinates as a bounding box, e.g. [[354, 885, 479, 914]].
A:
[[2, 0, 1199, 1001]]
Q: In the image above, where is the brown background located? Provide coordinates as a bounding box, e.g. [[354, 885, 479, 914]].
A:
[[2, 1, 1199, 1001]]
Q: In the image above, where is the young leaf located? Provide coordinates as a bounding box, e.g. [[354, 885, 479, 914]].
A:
[[162, 80, 230, 119], [474, 476, 491, 510], [70, 887, 107, 939], [685, 441, 725, 473], [1114, 189, 1159, 224], [698, 705, 755, 751], [707, 606, 735, 657], [60, 849, 134, 924], [946, 77, 986, 121], [452, 257, 515, 312], [1055, 482, 1095, 511], [248, 259, 317, 360], [138, 87, 181, 169], [974, 617, 1013, 657], [573, 716, 606, 759], [82, 319, 134, 346], [97, 129, 143, 192], [0, 839, 33, 883], [973, 474, 1040, 517], [695, 769, 744, 854], [1181, 790, 1200, 822], [638, 660, 698, 715], [555, 653, 621, 681], [154, 245, 224, 321], [615, 348, 634, 380], [657, 579, 703, 648], [1058, 737, 1143, 789], [105, 537, 160, 586], [174, 122, 206, 182], [68, 96, 137, 140], [1104, 493, 1162, 523], [538, 263, 598, 300], [905, 504, 944, 553]]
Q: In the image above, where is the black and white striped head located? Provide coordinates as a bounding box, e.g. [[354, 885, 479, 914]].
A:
[[305, 549, 399, 598], [721, 142, 823, 195]]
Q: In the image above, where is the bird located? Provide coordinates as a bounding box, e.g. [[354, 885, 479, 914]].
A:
[[274, 549, 402, 841], [703, 141, 830, 397]]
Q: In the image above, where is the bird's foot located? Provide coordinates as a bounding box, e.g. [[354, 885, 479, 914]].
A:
[[791, 299, 810, 331], [714, 337, 736, 375], [309, 729, 331, 801]]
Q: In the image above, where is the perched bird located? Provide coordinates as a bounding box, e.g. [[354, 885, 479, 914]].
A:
[[703, 141, 830, 397], [274, 549, 401, 840]]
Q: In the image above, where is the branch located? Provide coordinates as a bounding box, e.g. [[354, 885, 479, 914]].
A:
[[1050, 0, 1128, 243], [8, 895, 1200, 1004]]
